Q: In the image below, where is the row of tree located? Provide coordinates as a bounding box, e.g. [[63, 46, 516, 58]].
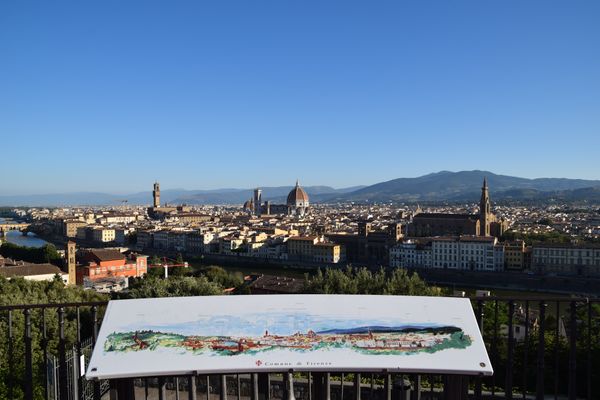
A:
[[0, 276, 108, 400], [0, 242, 62, 266]]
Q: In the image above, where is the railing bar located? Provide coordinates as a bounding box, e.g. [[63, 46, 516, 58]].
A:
[[251, 373, 259, 400], [158, 376, 167, 400], [325, 372, 331, 400], [399, 374, 405, 398], [58, 307, 68, 400], [189, 375, 197, 400], [369, 373, 374, 399], [492, 300, 498, 398], [92, 305, 101, 400], [568, 301, 577, 400], [8, 310, 13, 400], [145, 378, 149, 400], [176, 376, 180, 400], [42, 308, 49, 400], [554, 301, 559, 400], [76, 306, 81, 344], [24, 308, 33, 400], [220, 374, 227, 400], [207, 375, 210, 400], [237, 374, 241, 400], [587, 301, 592, 400], [384, 373, 391, 400], [523, 300, 529, 400], [0, 300, 109, 311], [506, 301, 515, 400], [414, 374, 422, 400], [0, 297, 587, 312], [354, 373, 361, 400], [536, 301, 547, 400], [429, 374, 433, 395], [471, 296, 589, 302], [76, 307, 83, 400], [341, 373, 344, 400]]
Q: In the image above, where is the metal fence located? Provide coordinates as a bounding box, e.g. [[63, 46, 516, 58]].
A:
[[1, 297, 598, 400], [46, 337, 110, 400]]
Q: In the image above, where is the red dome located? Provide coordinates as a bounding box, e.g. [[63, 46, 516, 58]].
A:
[[287, 181, 309, 205]]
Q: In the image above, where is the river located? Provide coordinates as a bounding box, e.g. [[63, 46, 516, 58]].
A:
[[0, 217, 49, 248]]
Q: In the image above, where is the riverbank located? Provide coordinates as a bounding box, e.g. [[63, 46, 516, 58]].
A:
[[412, 268, 598, 297]]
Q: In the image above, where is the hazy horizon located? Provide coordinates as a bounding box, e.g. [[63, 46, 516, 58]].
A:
[[2, 169, 600, 197]]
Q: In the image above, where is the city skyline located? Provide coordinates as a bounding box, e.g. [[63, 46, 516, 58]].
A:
[[2, 1, 600, 194]]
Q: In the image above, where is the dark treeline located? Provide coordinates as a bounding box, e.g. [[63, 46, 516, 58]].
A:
[[0, 242, 62, 266], [0, 277, 108, 400]]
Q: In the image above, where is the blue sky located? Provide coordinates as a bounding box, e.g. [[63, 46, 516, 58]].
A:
[[1, 1, 599, 195], [120, 312, 442, 337]]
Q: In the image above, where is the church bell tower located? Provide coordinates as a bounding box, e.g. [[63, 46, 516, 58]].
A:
[[480, 178, 491, 236]]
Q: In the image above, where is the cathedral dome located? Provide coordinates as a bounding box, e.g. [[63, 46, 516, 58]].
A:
[[287, 180, 309, 206]]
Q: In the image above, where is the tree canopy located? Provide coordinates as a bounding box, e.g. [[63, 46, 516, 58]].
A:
[[303, 266, 442, 296], [0, 242, 62, 266]]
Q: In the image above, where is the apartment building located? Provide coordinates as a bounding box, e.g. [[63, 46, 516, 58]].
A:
[[532, 243, 600, 276], [431, 236, 503, 271]]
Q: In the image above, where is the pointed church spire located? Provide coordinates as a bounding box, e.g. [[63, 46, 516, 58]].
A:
[[296, 179, 300, 187], [483, 177, 488, 188]]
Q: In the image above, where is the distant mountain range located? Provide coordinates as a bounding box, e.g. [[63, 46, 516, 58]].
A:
[[2, 170, 600, 206], [316, 324, 460, 335], [322, 170, 600, 203]]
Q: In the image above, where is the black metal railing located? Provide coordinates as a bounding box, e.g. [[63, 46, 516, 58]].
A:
[[1, 296, 598, 400]]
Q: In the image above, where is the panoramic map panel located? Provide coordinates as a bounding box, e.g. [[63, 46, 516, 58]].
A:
[[87, 295, 492, 379]]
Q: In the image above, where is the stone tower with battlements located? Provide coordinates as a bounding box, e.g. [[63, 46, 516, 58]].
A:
[[153, 182, 160, 208]]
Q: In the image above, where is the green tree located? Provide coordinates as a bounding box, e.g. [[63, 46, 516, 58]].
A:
[[303, 266, 441, 296], [0, 277, 108, 400], [194, 266, 244, 289], [0, 243, 62, 266], [123, 276, 222, 298], [149, 255, 162, 265]]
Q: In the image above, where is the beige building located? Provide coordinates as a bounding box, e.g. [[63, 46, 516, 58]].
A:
[[504, 240, 527, 271], [92, 228, 116, 243], [313, 243, 341, 263], [63, 219, 86, 238], [532, 243, 600, 276], [287, 236, 341, 263], [176, 214, 213, 224]]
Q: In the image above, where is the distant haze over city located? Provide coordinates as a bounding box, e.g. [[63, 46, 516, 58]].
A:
[[3, 170, 600, 206]]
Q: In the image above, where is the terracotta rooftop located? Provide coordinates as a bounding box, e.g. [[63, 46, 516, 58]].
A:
[[87, 249, 126, 262], [0, 263, 65, 278]]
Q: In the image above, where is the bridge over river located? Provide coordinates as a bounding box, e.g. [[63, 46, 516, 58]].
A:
[[0, 222, 30, 235]]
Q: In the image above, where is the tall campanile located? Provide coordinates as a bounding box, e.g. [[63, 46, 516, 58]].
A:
[[66, 241, 77, 285], [479, 178, 491, 236], [153, 182, 161, 208]]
